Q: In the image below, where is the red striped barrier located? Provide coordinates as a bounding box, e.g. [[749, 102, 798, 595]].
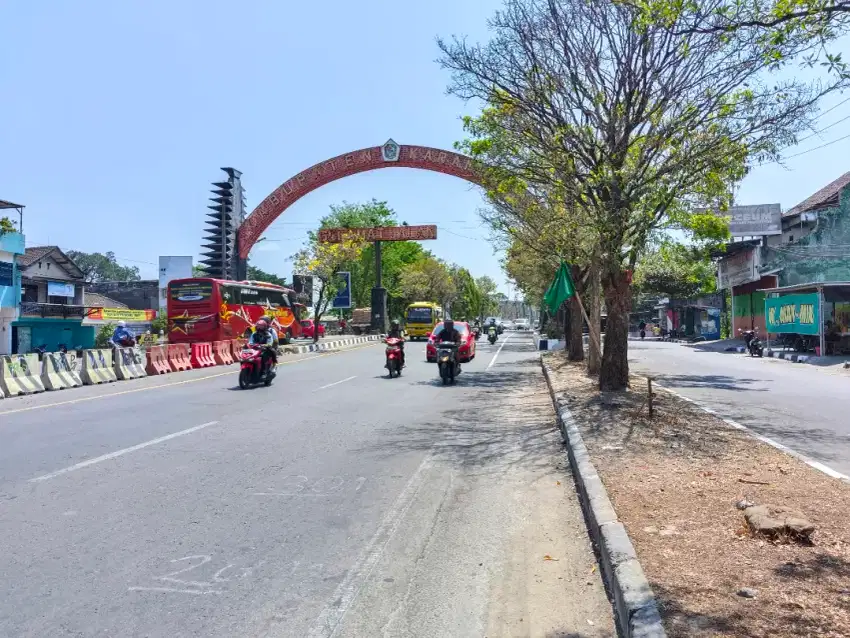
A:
[[231, 338, 247, 359], [213, 340, 234, 365], [167, 344, 192, 371], [190, 342, 216, 368], [145, 345, 172, 375]]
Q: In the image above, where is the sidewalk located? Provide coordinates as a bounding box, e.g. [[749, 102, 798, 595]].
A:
[[542, 352, 850, 637]]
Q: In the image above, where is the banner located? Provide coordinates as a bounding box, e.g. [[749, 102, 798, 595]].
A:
[[332, 272, 352, 309], [724, 204, 782, 236], [89, 308, 157, 322], [318, 225, 437, 243], [765, 293, 820, 335], [47, 281, 75, 298]]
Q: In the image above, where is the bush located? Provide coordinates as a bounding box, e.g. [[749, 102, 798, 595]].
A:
[[95, 323, 115, 348]]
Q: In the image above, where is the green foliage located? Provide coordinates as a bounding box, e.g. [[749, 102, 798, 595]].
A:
[[397, 255, 457, 309], [246, 265, 287, 287], [633, 242, 717, 298], [150, 314, 168, 335], [66, 251, 141, 283], [95, 323, 115, 348], [0, 217, 16, 236], [192, 265, 207, 277]]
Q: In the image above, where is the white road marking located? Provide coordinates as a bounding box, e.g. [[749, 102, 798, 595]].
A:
[[128, 586, 223, 595], [28, 421, 219, 482], [315, 376, 357, 391], [657, 385, 850, 482], [487, 335, 512, 370], [306, 454, 435, 638]]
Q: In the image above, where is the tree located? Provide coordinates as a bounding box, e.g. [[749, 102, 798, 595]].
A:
[[246, 265, 287, 287], [440, 0, 845, 389], [192, 265, 207, 278], [0, 217, 15, 236], [397, 256, 457, 310], [292, 234, 365, 342], [633, 242, 717, 299], [66, 251, 141, 283]]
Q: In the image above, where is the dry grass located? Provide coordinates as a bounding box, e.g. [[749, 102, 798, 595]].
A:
[[546, 354, 850, 638]]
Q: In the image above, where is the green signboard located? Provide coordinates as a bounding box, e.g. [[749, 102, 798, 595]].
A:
[[765, 293, 820, 335]]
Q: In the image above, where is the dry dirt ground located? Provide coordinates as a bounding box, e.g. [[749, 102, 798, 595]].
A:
[[546, 354, 850, 638]]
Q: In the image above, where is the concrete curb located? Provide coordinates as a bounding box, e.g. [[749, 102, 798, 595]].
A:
[[285, 335, 382, 354], [540, 355, 667, 638], [723, 345, 813, 363]]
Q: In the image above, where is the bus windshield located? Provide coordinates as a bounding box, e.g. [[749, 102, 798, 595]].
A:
[[407, 307, 433, 323]]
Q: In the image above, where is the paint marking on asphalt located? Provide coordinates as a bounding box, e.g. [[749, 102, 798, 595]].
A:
[[487, 334, 512, 370], [305, 453, 435, 638], [315, 376, 357, 391], [28, 421, 219, 482], [0, 342, 380, 417], [657, 384, 850, 482]]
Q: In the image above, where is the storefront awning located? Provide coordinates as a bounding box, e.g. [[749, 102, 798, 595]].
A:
[[759, 282, 850, 303]]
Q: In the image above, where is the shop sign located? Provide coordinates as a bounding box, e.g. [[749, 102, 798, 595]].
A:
[[765, 293, 819, 335], [718, 248, 760, 289], [88, 308, 157, 322]]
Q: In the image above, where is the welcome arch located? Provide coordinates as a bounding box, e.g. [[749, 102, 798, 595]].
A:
[[237, 141, 483, 260]]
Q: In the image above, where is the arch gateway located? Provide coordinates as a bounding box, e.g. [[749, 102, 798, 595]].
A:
[[235, 140, 483, 268]]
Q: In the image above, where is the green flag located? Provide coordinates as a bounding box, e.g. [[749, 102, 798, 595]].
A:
[[543, 262, 576, 314]]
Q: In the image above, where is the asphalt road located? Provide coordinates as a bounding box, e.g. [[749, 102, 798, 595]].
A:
[[0, 335, 613, 637], [629, 340, 850, 476]]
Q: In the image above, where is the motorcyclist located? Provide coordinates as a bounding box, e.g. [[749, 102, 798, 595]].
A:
[[386, 319, 406, 368], [435, 319, 462, 373], [638, 320, 647, 340], [249, 319, 278, 371], [111, 321, 135, 348], [259, 315, 280, 346]]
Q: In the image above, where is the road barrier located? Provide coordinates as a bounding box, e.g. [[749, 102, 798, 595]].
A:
[[231, 338, 247, 359], [212, 340, 234, 365], [81, 349, 118, 385], [114, 347, 147, 380], [41, 352, 83, 390], [190, 342, 216, 368], [145, 345, 172, 375], [0, 354, 45, 396], [167, 344, 192, 371]]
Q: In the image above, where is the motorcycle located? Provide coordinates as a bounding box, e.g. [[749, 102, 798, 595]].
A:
[[739, 328, 764, 357], [472, 326, 482, 341], [487, 326, 498, 345], [436, 342, 460, 385], [385, 337, 404, 378], [238, 344, 277, 388]]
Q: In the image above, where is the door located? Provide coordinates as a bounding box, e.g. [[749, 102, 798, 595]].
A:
[[16, 326, 32, 354]]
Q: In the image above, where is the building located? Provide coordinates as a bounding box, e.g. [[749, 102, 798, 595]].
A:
[[0, 221, 26, 355], [717, 171, 850, 336], [12, 246, 94, 352]]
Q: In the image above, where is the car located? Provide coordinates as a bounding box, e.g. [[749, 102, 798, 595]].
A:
[[514, 318, 529, 330], [426, 321, 476, 363], [299, 319, 325, 339]]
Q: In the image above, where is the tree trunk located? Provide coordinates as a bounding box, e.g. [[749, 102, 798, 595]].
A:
[[567, 265, 584, 361], [313, 288, 324, 343], [599, 268, 631, 391], [587, 263, 602, 375]]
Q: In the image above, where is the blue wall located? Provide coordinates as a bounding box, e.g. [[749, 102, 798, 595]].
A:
[[13, 318, 95, 351], [0, 231, 25, 309]]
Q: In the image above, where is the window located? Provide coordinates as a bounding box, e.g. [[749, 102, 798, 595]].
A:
[[407, 307, 433, 323], [48, 295, 70, 305], [23, 284, 39, 302], [789, 235, 794, 243]]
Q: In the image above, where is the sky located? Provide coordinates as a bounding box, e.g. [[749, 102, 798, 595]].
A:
[[1, 2, 849, 298]]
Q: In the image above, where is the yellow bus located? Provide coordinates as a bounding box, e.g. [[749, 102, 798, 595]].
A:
[[405, 302, 443, 340]]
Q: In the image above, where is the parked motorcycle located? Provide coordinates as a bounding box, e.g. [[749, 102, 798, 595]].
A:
[[238, 344, 277, 389], [385, 336, 404, 378], [436, 342, 460, 385], [739, 328, 764, 357], [488, 326, 498, 345]]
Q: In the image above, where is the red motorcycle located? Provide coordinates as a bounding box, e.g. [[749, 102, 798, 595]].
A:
[[385, 337, 404, 378], [238, 344, 276, 389]]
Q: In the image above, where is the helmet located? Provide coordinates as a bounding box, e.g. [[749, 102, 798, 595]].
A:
[[256, 319, 269, 331], [444, 319, 454, 330], [117, 320, 126, 328], [391, 319, 400, 328], [260, 315, 272, 324]]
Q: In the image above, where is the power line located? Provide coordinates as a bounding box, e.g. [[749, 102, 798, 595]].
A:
[[782, 131, 850, 159], [814, 95, 850, 121], [797, 112, 850, 143]]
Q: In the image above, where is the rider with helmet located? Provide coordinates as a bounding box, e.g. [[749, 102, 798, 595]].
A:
[[435, 318, 463, 372], [387, 319, 405, 368], [249, 319, 278, 370]]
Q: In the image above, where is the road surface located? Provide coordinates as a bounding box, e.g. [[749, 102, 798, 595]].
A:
[[629, 340, 850, 476], [0, 336, 614, 637]]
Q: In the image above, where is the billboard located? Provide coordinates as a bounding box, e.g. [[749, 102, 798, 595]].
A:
[[332, 272, 352, 309], [717, 247, 760, 289], [318, 225, 437, 243], [159, 256, 194, 309], [766, 293, 819, 335], [47, 281, 75, 298], [292, 274, 314, 307], [723, 204, 782, 237]]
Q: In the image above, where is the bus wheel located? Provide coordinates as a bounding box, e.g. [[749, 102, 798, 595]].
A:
[[282, 329, 292, 345]]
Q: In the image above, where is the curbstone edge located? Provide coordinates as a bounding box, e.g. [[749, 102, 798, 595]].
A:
[[540, 354, 667, 638]]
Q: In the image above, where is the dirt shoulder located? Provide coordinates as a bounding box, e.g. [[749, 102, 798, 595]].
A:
[[546, 353, 850, 637]]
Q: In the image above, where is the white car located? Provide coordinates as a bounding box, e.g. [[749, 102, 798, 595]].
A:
[[514, 318, 529, 330]]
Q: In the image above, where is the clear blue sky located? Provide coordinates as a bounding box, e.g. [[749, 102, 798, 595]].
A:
[[1, 2, 848, 297]]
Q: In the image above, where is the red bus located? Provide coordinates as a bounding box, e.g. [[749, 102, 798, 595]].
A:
[[167, 278, 303, 344]]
